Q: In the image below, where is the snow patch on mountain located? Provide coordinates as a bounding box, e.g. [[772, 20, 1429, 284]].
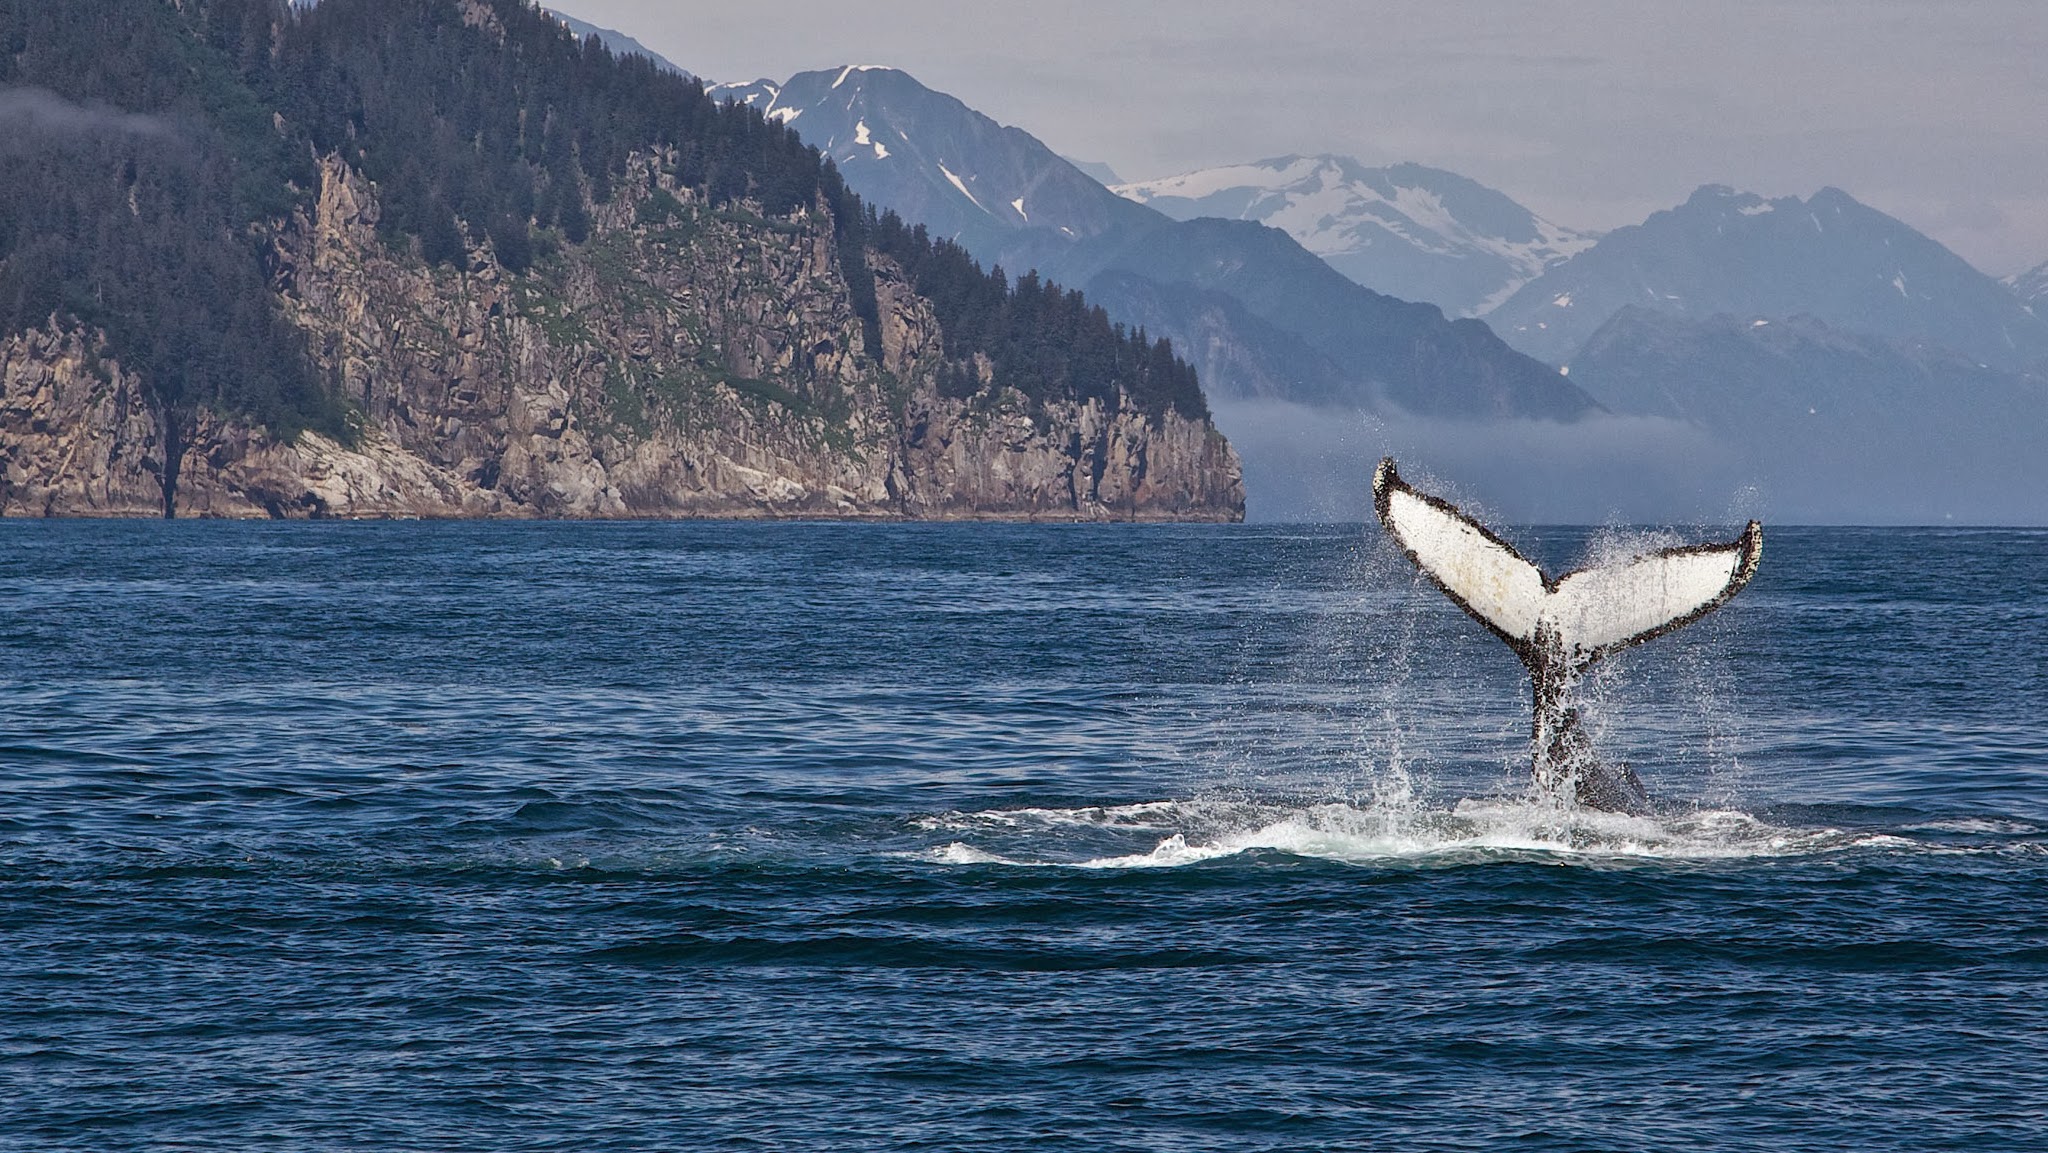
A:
[[852, 120, 888, 159], [833, 65, 889, 88], [937, 162, 986, 213], [708, 78, 781, 111], [1114, 156, 1593, 316], [1118, 157, 1323, 204]]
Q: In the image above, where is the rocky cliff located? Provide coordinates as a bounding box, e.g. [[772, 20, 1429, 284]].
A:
[[0, 325, 171, 517], [1, 153, 1242, 520]]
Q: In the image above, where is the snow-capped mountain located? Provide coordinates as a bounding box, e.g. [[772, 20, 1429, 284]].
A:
[[1488, 185, 2048, 371], [2009, 260, 2048, 315], [1113, 156, 1594, 318], [708, 68, 1155, 259], [709, 66, 1596, 422]]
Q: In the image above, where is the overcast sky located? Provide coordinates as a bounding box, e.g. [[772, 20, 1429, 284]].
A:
[[556, 0, 2048, 275]]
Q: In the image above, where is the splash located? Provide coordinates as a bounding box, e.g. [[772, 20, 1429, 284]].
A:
[[914, 795, 1909, 870]]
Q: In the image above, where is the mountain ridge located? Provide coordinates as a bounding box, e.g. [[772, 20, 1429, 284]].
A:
[[542, 8, 690, 75], [709, 68, 1160, 256], [1113, 155, 1596, 318], [1488, 184, 2048, 372]]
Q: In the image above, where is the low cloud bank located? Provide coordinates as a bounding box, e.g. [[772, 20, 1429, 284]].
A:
[[0, 88, 174, 149], [1213, 400, 2048, 525], [1213, 402, 1738, 525]]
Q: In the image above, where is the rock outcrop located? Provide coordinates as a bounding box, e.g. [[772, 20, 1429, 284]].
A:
[[0, 325, 169, 517], [2, 153, 1242, 521]]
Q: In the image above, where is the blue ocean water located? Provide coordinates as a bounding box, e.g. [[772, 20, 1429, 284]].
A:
[[2, 520, 2044, 1151]]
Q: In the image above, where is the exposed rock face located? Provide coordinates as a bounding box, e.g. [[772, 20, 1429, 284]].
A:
[[2, 153, 1242, 521], [0, 325, 168, 517]]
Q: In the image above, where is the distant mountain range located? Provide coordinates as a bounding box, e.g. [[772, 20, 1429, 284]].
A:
[[691, 60, 2048, 521], [1114, 156, 1595, 319], [1485, 185, 2048, 373], [1501, 186, 2048, 519], [1567, 307, 2048, 523], [526, 0, 2048, 522], [709, 67, 1594, 422]]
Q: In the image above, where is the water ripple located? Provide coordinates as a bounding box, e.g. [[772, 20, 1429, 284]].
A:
[[3, 522, 2046, 1151]]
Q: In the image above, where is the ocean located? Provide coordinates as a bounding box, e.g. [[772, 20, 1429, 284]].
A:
[[2, 520, 2044, 1150]]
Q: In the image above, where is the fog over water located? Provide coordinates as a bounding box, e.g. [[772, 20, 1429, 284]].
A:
[[1214, 401, 2048, 527], [1214, 402, 1740, 525]]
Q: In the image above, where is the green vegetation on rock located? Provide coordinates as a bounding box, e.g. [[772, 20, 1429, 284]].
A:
[[0, 0, 1214, 455]]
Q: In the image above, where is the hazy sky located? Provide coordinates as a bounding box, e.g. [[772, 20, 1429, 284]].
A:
[[555, 0, 2048, 275]]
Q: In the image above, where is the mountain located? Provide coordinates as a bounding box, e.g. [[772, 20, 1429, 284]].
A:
[[708, 68, 1159, 258], [1062, 157, 1123, 186], [543, 8, 690, 75], [1078, 272, 1358, 404], [1567, 307, 2048, 522], [1062, 216, 1591, 418], [0, 0, 1240, 520], [1113, 156, 1594, 318], [711, 67, 1597, 421], [2009, 260, 2048, 315], [1488, 185, 2048, 371]]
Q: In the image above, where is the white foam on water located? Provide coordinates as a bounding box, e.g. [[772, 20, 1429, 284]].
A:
[[1078, 833, 1241, 869], [927, 841, 1029, 866], [1905, 818, 2039, 835], [913, 799, 1188, 833], [915, 795, 1944, 870]]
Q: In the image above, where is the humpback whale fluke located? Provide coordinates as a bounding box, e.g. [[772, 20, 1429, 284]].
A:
[[1372, 458, 1762, 812]]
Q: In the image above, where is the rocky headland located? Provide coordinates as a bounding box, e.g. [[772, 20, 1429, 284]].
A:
[[0, 0, 1241, 522], [2, 155, 1240, 521]]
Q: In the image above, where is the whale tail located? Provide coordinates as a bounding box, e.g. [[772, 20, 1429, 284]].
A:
[[1372, 458, 1761, 810]]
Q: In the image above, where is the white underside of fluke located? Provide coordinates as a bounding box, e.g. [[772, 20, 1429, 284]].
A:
[[1545, 539, 1755, 659], [1381, 486, 1547, 639], [1375, 461, 1761, 664]]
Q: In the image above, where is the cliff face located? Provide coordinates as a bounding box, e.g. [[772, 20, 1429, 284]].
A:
[[0, 325, 170, 517], [1, 154, 1241, 521]]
